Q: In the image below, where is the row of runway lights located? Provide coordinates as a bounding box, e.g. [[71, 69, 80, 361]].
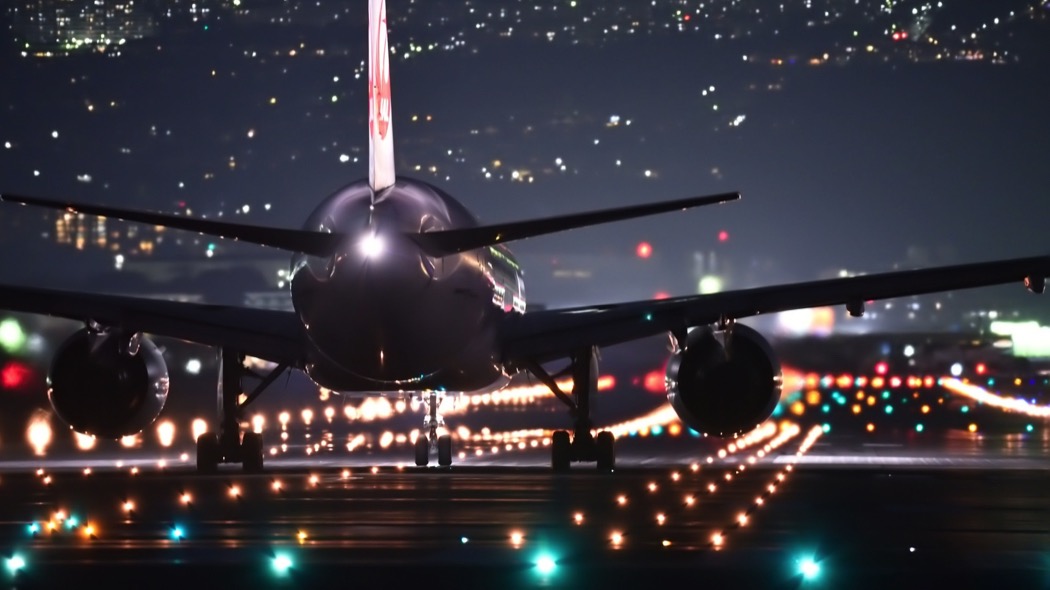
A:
[[23, 369, 1043, 456], [781, 375, 1050, 436], [510, 422, 818, 577], [22, 419, 795, 539], [10, 421, 816, 579], [27, 406, 779, 484], [22, 376, 615, 456]]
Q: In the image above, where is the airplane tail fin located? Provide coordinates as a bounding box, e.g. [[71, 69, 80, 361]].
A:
[[368, 0, 395, 196]]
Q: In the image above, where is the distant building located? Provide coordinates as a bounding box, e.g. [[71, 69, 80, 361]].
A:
[[10, 0, 157, 56]]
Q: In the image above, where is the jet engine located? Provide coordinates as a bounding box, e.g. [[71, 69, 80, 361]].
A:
[[666, 323, 782, 437], [47, 328, 169, 439]]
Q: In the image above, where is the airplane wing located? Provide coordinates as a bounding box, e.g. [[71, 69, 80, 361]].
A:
[[500, 255, 1050, 363], [0, 284, 307, 365]]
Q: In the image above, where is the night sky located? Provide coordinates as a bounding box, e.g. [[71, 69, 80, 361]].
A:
[[2, 0, 1049, 311]]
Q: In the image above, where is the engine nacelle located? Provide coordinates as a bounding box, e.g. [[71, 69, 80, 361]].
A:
[[48, 328, 169, 439], [666, 324, 782, 437]]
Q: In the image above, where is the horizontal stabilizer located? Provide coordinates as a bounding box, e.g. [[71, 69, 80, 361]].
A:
[[1, 193, 343, 257], [407, 191, 740, 256]]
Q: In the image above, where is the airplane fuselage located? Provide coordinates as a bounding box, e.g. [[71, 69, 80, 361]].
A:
[[289, 177, 525, 394]]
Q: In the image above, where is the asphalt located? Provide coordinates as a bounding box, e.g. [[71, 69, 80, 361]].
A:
[[1, 424, 1049, 589]]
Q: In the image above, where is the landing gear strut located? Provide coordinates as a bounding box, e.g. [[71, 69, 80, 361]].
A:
[[414, 391, 452, 467], [196, 349, 287, 473], [526, 347, 615, 472]]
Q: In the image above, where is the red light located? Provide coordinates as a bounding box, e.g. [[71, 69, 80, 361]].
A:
[[1, 362, 30, 389], [636, 242, 653, 259], [683, 14, 691, 21], [643, 370, 665, 394], [653, 291, 670, 300], [975, 363, 986, 375], [875, 362, 888, 375], [717, 230, 729, 242]]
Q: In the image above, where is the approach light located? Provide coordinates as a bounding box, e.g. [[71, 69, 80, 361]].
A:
[[798, 556, 820, 580]]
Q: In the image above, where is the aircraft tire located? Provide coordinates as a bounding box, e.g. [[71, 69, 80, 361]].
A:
[[437, 434, 452, 466], [197, 432, 220, 473], [552, 430, 571, 471]]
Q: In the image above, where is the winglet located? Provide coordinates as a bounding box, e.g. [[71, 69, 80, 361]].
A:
[[368, 0, 395, 195], [407, 191, 741, 257]]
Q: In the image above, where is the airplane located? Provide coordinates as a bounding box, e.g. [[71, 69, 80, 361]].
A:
[[1, 0, 1048, 473]]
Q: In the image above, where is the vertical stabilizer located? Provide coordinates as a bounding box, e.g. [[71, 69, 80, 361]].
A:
[[368, 0, 395, 194]]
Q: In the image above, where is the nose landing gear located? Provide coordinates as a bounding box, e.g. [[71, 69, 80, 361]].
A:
[[414, 391, 452, 467]]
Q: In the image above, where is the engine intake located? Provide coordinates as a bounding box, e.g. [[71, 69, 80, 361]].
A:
[[666, 323, 782, 437], [48, 328, 169, 439]]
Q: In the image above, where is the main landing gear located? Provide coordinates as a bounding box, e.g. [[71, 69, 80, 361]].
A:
[[414, 391, 452, 467], [196, 349, 288, 474], [525, 347, 615, 472]]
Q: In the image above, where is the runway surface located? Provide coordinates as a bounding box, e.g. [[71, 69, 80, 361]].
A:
[[2, 424, 1050, 589], [3, 347, 1050, 588]]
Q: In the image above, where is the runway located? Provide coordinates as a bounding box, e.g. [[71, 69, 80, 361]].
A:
[[3, 423, 1050, 589], [3, 354, 1050, 588]]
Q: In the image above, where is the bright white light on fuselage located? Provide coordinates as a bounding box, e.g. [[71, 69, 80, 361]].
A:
[[360, 233, 384, 258]]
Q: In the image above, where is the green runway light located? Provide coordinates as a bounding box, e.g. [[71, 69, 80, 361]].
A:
[[534, 554, 557, 575], [798, 556, 820, 580], [915, 423, 924, 433], [6, 555, 25, 574], [272, 553, 293, 574]]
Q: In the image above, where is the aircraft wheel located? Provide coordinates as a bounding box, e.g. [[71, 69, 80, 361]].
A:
[[552, 430, 571, 472], [196, 432, 221, 474], [596, 431, 615, 471], [242, 432, 264, 473], [415, 436, 429, 466], [437, 434, 452, 466]]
